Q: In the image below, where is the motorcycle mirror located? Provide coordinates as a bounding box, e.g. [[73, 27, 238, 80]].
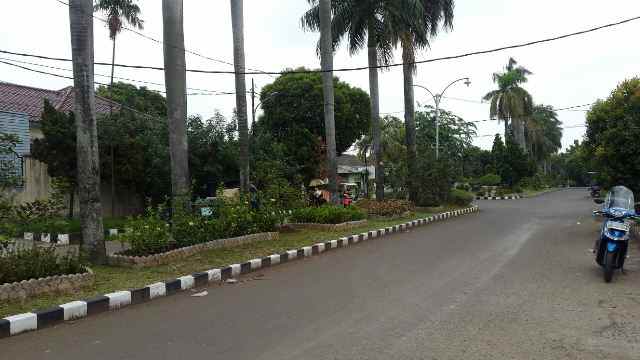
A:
[[594, 198, 604, 204]]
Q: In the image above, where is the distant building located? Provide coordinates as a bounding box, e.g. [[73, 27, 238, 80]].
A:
[[336, 154, 375, 197], [0, 81, 140, 216]]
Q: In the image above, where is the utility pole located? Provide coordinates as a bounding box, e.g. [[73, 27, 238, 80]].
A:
[[251, 78, 256, 130]]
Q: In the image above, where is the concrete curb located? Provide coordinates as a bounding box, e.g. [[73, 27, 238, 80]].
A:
[[0, 205, 480, 339], [476, 195, 521, 200]]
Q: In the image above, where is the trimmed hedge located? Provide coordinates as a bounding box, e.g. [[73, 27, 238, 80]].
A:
[[449, 189, 475, 206], [290, 206, 366, 224], [355, 199, 415, 217]]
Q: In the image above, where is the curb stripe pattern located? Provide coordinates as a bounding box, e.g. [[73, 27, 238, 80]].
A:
[[1, 205, 479, 339], [475, 195, 521, 200]]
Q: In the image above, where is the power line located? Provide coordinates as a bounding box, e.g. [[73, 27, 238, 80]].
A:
[[0, 56, 237, 96], [3, 14, 640, 75], [473, 124, 587, 138], [53, 0, 275, 77]]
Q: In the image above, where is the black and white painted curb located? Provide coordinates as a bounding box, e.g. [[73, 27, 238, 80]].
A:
[[475, 195, 521, 200], [0, 206, 479, 339]]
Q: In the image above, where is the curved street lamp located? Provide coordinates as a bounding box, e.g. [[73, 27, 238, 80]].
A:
[[251, 91, 280, 129], [413, 77, 471, 160]]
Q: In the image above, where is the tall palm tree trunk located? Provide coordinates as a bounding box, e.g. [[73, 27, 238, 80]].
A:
[[68, 0, 106, 263], [109, 36, 116, 217], [162, 0, 190, 213], [367, 23, 383, 201], [230, 0, 249, 193], [401, 41, 417, 203], [319, 0, 337, 203]]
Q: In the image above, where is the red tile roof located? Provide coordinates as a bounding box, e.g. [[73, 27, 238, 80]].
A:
[[0, 82, 119, 123]]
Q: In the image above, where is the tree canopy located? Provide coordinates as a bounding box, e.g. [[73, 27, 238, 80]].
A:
[[585, 77, 640, 192], [255, 69, 371, 184]]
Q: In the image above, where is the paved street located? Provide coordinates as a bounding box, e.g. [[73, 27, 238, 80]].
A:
[[2, 189, 640, 359]]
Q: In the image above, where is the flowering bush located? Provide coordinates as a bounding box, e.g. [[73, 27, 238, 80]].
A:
[[119, 207, 172, 257], [290, 206, 365, 224], [355, 199, 414, 217]]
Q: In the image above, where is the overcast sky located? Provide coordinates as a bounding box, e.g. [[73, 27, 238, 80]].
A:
[[1, 0, 639, 150]]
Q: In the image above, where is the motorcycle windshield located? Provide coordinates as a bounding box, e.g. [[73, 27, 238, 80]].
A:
[[604, 186, 635, 212]]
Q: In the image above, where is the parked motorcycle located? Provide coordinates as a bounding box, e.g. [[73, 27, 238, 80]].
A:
[[593, 186, 638, 282]]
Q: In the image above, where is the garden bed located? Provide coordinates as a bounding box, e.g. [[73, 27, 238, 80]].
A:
[[285, 220, 368, 232], [108, 232, 279, 268], [0, 268, 93, 302]]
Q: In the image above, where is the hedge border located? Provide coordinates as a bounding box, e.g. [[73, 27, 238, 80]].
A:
[[0, 205, 479, 339]]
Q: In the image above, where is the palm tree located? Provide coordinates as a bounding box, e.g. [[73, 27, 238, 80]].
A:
[[93, 0, 143, 217], [526, 104, 562, 172], [483, 58, 533, 150], [301, 0, 398, 201], [162, 0, 190, 212], [318, 0, 338, 203], [230, 0, 250, 193], [68, 0, 106, 263], [390, 0, 454, 202]]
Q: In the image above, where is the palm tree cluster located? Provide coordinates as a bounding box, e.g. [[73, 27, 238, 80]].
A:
[[483, 58, 562, 165], [302, 0, 455, 202], [67, 0, 458, 261]]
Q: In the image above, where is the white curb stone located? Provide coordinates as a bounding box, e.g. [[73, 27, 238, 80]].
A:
[[250, 258, 262, 270], [269, 254, 281, 265], [207, 269, 221, 282], [148, 282, 167, 299], [105, 291, 132, 309], [6, 313, 37, 336], [230, 264, 241, 277], [178, 275, 195, 290], [60, 301, 87, 321]]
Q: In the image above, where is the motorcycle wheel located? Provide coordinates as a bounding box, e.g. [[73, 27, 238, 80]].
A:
[[604, 251, 615, 283]]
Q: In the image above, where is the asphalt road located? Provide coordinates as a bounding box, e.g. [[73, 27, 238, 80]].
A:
[[3, 189, 640, 359]]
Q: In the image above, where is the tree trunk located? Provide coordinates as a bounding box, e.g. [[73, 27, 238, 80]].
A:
[[402, 44, 417, 203], [67, 188, 74, 219], [162, 0, 190, 213], [513, 117, 526, 151], [319, 0, 338, 204], [109, 36, 116, 218], [230, 0, 250, 193], [367, 24, 384, 201], [68, 0, 106, 263]]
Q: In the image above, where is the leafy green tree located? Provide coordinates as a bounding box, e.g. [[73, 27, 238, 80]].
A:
[[256, 69, 370, 184], [96, 82, 167, 117], [585, 77, 640, 192], [188, 112, 239, 198], [492, 134, 535, 186], [31, 101, 78, 217], [462, 146, 493, 179], [483, 58, 533, 149]]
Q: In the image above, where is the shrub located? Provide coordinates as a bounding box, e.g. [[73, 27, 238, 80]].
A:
[[0, 246, 86, 284], [355, 199, 414, 217], [449, 189, 474, 206], [478, 173, 502, 186], [119, 208, 172, 257], [290, 206, 365, 224]]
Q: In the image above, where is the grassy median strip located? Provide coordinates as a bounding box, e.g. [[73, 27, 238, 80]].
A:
[[0, 209, 462, 318]]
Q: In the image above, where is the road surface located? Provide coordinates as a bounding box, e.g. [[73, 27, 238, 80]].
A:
[[3, 189, 640, 359]]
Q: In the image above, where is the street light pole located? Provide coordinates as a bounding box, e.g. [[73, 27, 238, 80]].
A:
[[413, 77, 470, 160]]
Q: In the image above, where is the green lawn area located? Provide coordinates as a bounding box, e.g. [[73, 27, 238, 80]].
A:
[[521, 187, 558, 197], [0, 208, 465, 318]]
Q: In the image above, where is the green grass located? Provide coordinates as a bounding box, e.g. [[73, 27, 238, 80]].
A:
[[521, 187, 557, 197], [0, 208, 466, 318]]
